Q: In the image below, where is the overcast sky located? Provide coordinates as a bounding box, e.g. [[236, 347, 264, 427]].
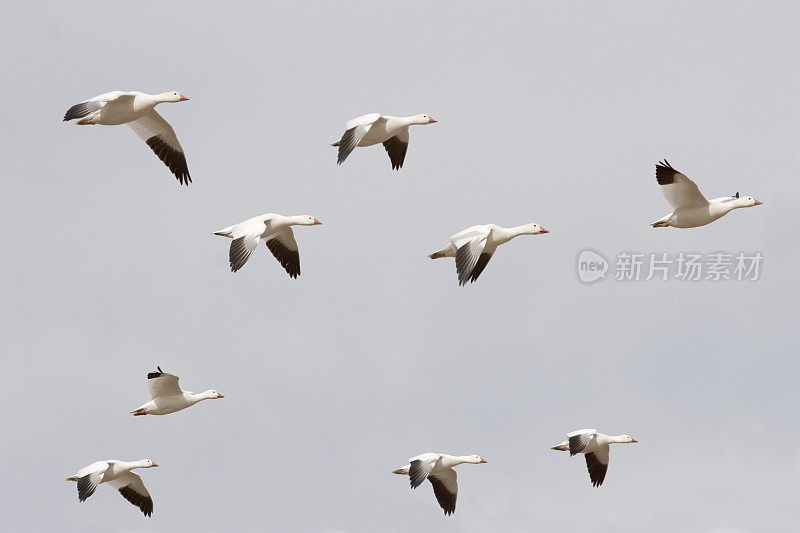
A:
[[2, 1, 799, 531]]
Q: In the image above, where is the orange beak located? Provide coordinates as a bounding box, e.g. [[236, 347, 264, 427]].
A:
[[179, 94, 189, 101], [151, 463, 159, 467], [428, 116, 438, 123], [551, 445, 567, 451], [539, 227, 549, 234], [313, 218, 322, 225], [480, 458, 487, 463], [754, 200, 763, 206], [630, 439, 638, 443], [217, 394, 225, 398]]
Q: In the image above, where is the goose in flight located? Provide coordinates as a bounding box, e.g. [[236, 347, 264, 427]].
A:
[[130, 367, 224, 416], [332, 113, 437, 169], [552, 429, 637, 487], [63, 91, 191, 185], [392, 453, 486, 515], [429, 222, 549, 285], [651, 160, 762, 228], [66, 459, 158, 516], [214, 213, 322, 275]]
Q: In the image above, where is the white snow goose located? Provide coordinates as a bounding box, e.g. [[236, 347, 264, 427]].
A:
[[213, 213, 322, 276], [63, 91, 191, 185], [332, 113, 437, 169], [392, 453, 486, 515], [651, 159, 763, 228], [429, 222, 549, 285], [130, 366, 224, 416], [66, 459, 158, 516], [551, 429, 637, 487]]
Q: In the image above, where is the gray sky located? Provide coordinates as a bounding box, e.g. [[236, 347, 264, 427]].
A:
[[2, 1, 799, 531]]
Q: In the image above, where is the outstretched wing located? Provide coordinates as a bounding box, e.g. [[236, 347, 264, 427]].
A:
[[567, 428, 597, 456], [128, 110, 191, 185], [108, 472, 154, 517], [63, 91, 131, 121], [75, 465, 108, 502], [336, 114, 383, 165], [408, 455, 438, 489], [655, 160, 708, 210], [147, 370, 182, 399], [382, 130, 409, 170], [428, 468, 458, 515], [585, 448, 609, 487], [265, 228, 301, 278], [228, 234, 261, 273], [455, 237, 489, 286]]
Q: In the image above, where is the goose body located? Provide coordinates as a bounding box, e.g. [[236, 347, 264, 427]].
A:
[[130, 367, 224, 416], [332, 113, 437, 169], [429, 222, 549, 285], [63, 90, 191, 185], [392, 453, 486, 515], [651, 160, 762, 228], [65, 459, 158, 516], [214, 213, 322, 275], [551, 429, 637, 487]]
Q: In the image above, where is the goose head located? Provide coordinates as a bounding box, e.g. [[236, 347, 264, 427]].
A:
[[295, 215, 322, 226], [412, 114, 437, 125], [160, 91, 190, 103], [465, 454, 487, 464], [138, 459, 159, 468], [203, 389, 225, 399], [614, 435, 638, 443], [737, 195, 763, 208], [521, 223, 549, 235]]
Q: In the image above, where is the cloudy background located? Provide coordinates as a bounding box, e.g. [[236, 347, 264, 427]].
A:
[[2, 1, 799, 531]]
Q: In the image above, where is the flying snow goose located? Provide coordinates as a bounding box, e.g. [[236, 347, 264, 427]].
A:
[[392, 453, 486, 515], [331, 113, 437, 169], [213, 213, 322, 275], [429, 222, 549, 285], [651, 160, 763, 228], [66, 459, 158, 516], [63, 91, 191, 185], [551, 429, 637, 487], [130, 366, 224, 416]]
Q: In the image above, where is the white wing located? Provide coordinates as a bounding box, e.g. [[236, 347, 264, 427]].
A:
[[449, 225, 491, 246], [428, 468, 458, 515], [147, 370, 182, 399], [228, 234, 262, 273], [225, 218, 267, 273], [73, 462, 110, 502], [344, 113, 382, 130], [567, 428, 597, 456], [63, 92, 133, 121], [107, 472, 154, 517], [408, 453, 440, 489], [336, 113, 385, 164], [127, 109, 190, 184], [455, 234, 490, 286], [655, 161, 708, 210], [265, 228, 301, 278]]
